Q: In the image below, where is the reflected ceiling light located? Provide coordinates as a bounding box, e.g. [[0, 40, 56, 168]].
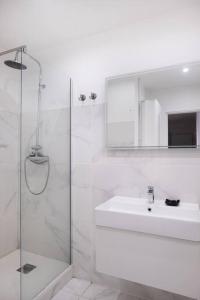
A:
[[182, 67, 189, 73]]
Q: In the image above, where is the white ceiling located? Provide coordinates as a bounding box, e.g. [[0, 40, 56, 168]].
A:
[[0, 0, 198, 52]]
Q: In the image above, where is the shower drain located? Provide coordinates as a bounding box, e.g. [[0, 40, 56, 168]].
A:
[[17, 264, 36, 274]]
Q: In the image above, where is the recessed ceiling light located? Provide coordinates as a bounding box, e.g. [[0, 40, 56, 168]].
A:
[[182, 67, 189, 73]]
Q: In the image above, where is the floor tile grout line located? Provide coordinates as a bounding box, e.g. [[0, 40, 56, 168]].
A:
[[65, 279, 92, 297], [80, 282, 93, 297], [80, 282, 121, 300]]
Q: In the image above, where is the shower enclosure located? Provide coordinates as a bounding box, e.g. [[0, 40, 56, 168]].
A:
[[0, 46, 71, 300]]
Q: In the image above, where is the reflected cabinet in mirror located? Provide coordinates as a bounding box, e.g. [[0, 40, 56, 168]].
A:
[[106, 62, 200, 149]]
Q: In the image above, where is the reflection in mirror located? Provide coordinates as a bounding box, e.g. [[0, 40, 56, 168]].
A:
[[168, 113, 197, 147], [106, 77, 139, 147], [106, 62, 200, 149]]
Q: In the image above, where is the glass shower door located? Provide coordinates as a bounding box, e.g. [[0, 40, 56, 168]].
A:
[[0, 47, 23, 300], [20, 51, 71, 300]]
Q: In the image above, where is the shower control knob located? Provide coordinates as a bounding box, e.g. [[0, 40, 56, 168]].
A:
[[40, 84, 46, 89], [89, 92, 97, 100]]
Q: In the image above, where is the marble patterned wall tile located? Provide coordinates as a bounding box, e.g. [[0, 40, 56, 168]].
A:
[[72, 105, 93, 164], [0, 68, 21, 114], [72, 163, 93, 280], [0, 69, 20, 258], [21, 163, 70, 262], [92, 156, 200, 203], [21, 108, 70, 263], [0, 111, 18, 164], [0, 87, 19, 258], [0, 163, 18, 258], [90, 104, 106, 162]]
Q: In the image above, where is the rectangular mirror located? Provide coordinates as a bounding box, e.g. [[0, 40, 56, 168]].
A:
[[106, 62, 200, 149]]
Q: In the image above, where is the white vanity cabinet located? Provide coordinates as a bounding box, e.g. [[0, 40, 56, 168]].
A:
[[95, 197, 200, 299]]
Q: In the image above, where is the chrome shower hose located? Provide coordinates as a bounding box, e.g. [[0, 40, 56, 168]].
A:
[[24, 156, 50, 195]]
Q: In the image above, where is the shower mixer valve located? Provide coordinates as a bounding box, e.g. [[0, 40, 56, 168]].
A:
[[39, 83, 46, 89]]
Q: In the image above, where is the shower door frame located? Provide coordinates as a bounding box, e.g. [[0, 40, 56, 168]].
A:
[[0, 45, 25, 300]]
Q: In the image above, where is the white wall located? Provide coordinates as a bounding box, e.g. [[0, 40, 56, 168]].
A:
[[36, 3, 200, 300], [35, 2, 200, 107], [147, 84, 200, 114]]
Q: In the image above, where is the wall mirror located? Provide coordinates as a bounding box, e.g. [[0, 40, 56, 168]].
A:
[[106, 62, 200, 149]]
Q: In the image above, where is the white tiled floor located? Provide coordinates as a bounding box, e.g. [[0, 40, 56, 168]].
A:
[[0, 253, 192, 300], [0, 249, 68, 300], [53, 279, 140, 300], [52, 279, 194, 300]]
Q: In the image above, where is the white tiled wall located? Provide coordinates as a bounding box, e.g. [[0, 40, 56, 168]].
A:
[[21, 108, 71, 262]]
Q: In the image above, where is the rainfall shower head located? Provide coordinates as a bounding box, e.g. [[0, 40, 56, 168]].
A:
[[4, 60, 27, 70], [4, 50, 27, 70]]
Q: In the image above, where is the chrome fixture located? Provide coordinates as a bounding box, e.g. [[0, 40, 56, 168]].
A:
[[0, 45, 26, 57], [147, 186, 154, 204], [3, 46, 27, 70], [4, 46, 50, 195], [89, 92, 97, 100], [79, 94, 86, 101], [23, 48, 50, 195], [28, 145, 49, 164], [23, 48, 46, 149]]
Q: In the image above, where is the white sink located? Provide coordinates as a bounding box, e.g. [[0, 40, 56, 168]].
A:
[[95, 196, 200, 241]]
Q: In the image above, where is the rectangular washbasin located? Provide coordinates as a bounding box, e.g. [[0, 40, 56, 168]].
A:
[[95, 196, 200, 241]]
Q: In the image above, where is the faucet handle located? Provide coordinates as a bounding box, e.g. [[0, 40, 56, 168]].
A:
[[147, 186, 154, 193]]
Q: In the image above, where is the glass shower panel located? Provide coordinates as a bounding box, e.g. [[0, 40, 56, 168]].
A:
[[0, 49, 22, 300], [20, 52, 71, 300]]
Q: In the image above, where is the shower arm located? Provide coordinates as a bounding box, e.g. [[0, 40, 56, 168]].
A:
[[23, 49, 43, 148], [23, 50, 42, 85]]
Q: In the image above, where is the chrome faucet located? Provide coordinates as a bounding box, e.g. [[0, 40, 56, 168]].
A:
[[147, 186, 154, 204]]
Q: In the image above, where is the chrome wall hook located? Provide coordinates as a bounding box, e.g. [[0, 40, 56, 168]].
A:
[[79, 94, 86, 101], [89, 92, 97, 100]]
